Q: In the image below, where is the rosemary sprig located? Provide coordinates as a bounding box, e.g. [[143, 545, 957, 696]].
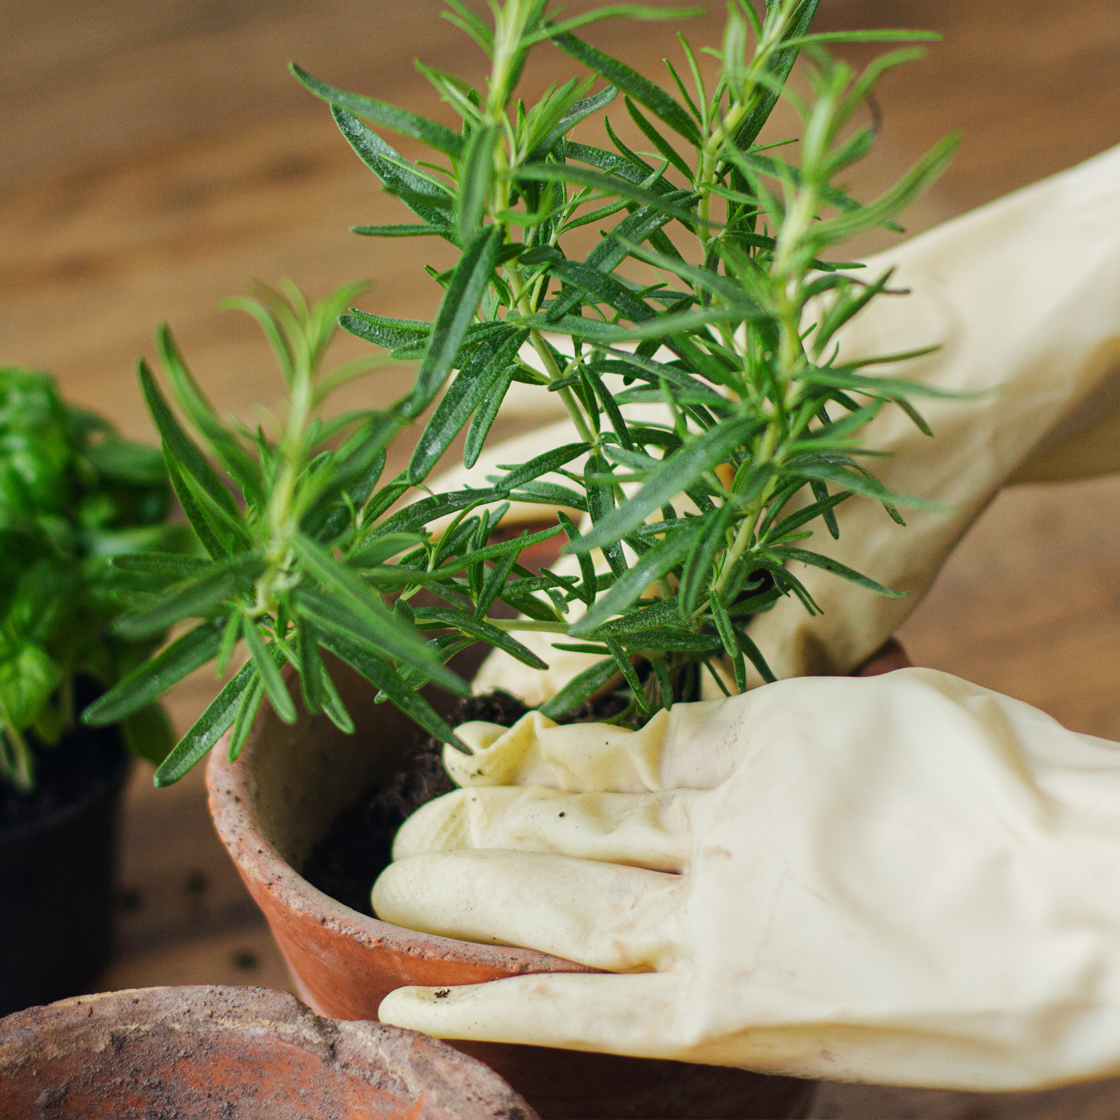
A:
[[86, 0, 958, 780]]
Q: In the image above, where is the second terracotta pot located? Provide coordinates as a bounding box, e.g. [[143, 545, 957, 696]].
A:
[[0, 985, 535, 1119], [207, 658, 818, 1120]]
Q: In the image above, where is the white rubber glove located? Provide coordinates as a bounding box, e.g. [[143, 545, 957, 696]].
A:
[[746, 143, 1120, 681], [432, 144, 1120, 698], [376, 669, 1120, 1091]]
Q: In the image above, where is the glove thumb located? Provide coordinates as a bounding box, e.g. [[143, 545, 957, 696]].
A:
[[379, 972, 681, 1057]]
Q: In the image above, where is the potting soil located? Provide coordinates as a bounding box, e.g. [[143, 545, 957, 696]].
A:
[[301, 689, 629, 916]]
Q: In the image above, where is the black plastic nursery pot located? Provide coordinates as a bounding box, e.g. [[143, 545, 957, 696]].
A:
[[0, 718, 130, 1017]]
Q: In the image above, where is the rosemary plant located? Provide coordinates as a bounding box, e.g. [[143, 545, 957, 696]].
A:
[[85, 0, 959, 785]]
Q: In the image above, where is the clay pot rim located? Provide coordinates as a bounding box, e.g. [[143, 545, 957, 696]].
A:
[[207, 725, 589, 977]]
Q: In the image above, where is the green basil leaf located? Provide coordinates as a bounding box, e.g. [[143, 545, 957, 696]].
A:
[[84, 436, 167, 487], [0, 644, 61, 731]]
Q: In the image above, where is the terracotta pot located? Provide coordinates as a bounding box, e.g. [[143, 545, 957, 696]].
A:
[[0, 985, 536, 1120], [207, 655, 823, 1120]]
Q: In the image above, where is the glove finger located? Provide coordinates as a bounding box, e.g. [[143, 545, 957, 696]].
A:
[[374, 850, 682, 971], [379, 972, 682, 1057], [393, 785, 697, 872], [444, 711, 671, 793], [445, 694, 763, 795]]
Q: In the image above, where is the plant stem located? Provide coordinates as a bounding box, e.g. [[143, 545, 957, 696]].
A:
[[0, 706, 34, 793], [507, 258, 597, 446], [487, 618, 570, 634]]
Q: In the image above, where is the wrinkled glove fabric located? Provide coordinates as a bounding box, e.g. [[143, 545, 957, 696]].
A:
[[376, 669, 1120, 1090]]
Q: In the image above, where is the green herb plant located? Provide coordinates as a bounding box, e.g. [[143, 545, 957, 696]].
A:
[[85, 0, 959, 786], [0, 367, 184, 792]]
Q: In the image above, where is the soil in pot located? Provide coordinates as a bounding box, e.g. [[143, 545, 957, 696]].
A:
[[0, 677, 130, 1016], [302, 689, 630, 918], [301, 634, 913, 916]]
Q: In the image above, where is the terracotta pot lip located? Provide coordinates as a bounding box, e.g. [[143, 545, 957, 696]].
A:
[[207, 730, 588, 976], [1, 984, 311, 1035]]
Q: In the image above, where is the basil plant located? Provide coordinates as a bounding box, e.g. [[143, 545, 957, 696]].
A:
[[0, 367, 186, 791], [85, 0, 958, 786]]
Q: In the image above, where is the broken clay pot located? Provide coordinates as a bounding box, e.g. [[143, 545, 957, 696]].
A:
[[0, 984, 536, 1120]]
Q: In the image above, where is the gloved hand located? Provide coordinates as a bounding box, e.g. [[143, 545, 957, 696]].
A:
[[376, 668, 1120, 1090], [433, 143, 1120, 697]]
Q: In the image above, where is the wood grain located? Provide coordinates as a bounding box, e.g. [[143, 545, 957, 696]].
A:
[[4, 3, 1119, 1113]]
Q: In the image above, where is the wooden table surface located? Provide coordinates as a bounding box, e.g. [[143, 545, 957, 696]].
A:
[[4, 2, 1120, 1115]]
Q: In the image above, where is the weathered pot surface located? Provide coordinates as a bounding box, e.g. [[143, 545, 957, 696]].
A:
[[205, 639, 906, 1119], [0, 985, 537, 1120]]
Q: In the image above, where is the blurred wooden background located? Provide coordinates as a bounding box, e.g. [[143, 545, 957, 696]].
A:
[[3, 2, 1120, 1115]]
